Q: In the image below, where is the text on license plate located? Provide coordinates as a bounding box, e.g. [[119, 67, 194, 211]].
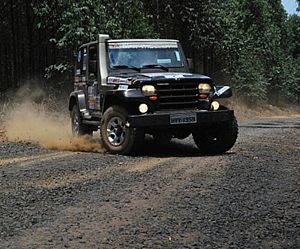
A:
[[170, 113, 197, 125]]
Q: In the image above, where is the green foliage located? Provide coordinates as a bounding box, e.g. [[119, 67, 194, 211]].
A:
[[231, 49, 269, 101], [44, 63, 71, 79], [285, 14, 300, 101], [31, 0, 300, 102], [104, 0, 157, 39], [140, 0, 300, 102], [35, 1, 106, 49], [179, 0, 224, 50], [211, 0, 299, 102], [286, 15, 300, 59], [34, 0, 156, 75]]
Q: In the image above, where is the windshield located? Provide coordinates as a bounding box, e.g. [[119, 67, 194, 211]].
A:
[[108, 42, 184, 70]]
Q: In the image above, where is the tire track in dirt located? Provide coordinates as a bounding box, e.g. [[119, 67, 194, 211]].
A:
[[23, 157, 175, 189], [124, 157, 174, 172], [7, 154, 229, 248], [0, 151, 75, 168]]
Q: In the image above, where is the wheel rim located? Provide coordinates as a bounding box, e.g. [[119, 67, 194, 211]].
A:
[[106, 117, 126, 146], [73, 114, 80, 135]]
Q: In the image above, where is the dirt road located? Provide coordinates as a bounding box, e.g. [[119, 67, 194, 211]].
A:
[[0, 117, 299, 249]]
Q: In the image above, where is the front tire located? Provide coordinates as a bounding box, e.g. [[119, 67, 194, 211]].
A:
[[71, 105, 93, 136], [100, 106, 144, 155], [192, 116, 238, 154]]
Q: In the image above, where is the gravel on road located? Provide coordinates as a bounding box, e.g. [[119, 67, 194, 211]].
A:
[[0, 117, 299, 249]]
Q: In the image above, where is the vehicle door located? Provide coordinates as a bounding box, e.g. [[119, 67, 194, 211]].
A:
[[87, 45, 101, 111], [74, 46, 88, 91]]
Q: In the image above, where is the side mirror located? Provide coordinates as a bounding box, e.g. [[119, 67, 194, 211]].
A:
[[89, 60, 97, 76], [187, 58, 194, 72], [214, 85, 232, 98]]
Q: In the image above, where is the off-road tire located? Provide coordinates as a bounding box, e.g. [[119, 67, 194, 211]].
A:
[[192, 116, 238, 155], [100, 106, 144, 155], [71, 105, 93, 136]]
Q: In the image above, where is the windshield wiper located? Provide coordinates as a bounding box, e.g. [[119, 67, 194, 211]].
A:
[[141, 64, 169, 71], [111, 65, 140, 72]]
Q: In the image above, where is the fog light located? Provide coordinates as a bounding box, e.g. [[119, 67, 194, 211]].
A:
[[211, 101, 220, 111], [139, 103, 148, 113]]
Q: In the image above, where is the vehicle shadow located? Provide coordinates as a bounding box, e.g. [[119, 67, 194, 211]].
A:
[[137, 137, 236, 158]]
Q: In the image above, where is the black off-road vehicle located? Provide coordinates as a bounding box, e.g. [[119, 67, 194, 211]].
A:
[[69, 34, 238, 155]]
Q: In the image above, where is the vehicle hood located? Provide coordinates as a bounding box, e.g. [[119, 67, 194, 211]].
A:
[[107, 72, 211, 85]]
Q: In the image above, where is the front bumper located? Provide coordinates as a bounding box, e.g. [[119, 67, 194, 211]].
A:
[[127, 110, 234, 128]]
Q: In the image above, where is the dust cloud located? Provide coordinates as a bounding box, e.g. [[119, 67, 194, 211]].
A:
[[222, 98, 300, 121], [2, 85, 103, 153]]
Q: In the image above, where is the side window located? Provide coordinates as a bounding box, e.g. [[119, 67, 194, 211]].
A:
[[89, 46, 97, 60], [75, 49, 82, 75], [88, 46, 98, 78], [75, 47, 87, 76]]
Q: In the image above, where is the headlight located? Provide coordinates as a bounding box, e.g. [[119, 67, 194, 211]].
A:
[[198, 83, 212, 94], [142, 85, 156, 96]]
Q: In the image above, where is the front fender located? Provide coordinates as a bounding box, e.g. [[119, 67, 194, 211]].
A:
[[68, 90, 87, 112], [111, 88, 144, 98]]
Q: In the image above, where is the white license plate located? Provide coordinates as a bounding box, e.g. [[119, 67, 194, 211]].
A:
[[170, 113, 197, 125]]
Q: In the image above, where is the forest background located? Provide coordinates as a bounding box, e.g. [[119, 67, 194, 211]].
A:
[[0, 0, 299, 104]]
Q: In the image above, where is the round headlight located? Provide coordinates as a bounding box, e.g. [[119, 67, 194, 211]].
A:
[[211, 101, 220, 111], [139, 103, 148, 113], [142, 85, 156, 96], [198, 83, 212, 94]]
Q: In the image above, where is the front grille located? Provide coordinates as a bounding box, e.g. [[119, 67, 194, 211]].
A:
[[156, 82, 199, 110]]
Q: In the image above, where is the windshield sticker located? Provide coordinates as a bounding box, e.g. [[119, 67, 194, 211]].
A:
[[157, 59, 171, 64], [108, 42, 178, 49], [164, 74, 184, 79], [175, 51, 181, 61]]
